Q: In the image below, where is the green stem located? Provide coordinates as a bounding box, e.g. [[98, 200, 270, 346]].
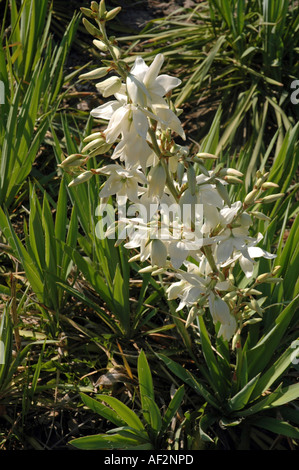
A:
[[148, 127, 180, 203], [97, 20, 127, 80], [202, 245, 219, 274]]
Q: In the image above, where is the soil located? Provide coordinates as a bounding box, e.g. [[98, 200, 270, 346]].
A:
[[115, 0, 198, 30]]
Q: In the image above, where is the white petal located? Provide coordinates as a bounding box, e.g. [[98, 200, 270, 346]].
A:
[[168, 241, 189, 269], [105, 106, 130, 143], [132, 108, 149, 139], [220, 201, 242, 225], [239, 255, 254, 278], [217, 315, 237, 342], [99, 176, 123, 198], [248, 246, 276, 259], [154, 106, 185, 139], [155, 74, 181, 95], [90, 100, 121, 120], [125, 179, 139, 203], [166, 281, 185, 300], [126, 73, 149, 107], [130, 56, 148, 81], [144, 54, 164, 87], [216, 238, 234, 264]]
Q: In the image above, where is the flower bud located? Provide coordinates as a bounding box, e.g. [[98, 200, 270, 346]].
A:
[[224, 175, 243, 184], [222, 291, 238, 301], [148, 163, 166, 198], [80, 67, 109, 80], [111, 45, 121, 59], [186, 306, 203, 328], [128, 254, 140, 263], [151, 267, 166, 276], [250, 211, 271, 221], [258, 193, 284, 204], [93, 39, 108, 51], [96, 76, 122, 97], [263, 277, 283, 284], [242, 288, 262, 296], [81, 137, 107, 153], [139, 265, 157, 273], [250, 298, 263, 316], [244, 188, 259, 206], [105, 7, 122, 21], [80, 7, 95, 19], [83, 132, 104, 143], [150, 239, 167, 268], [89, 143, 112, 157], [91, 1, 99, 12], [82, 18, 102, 37], [261, 182, 279, 189], [99, 0, 106, 17], [256, 272, 271, 283], [68, 171, 93, 187], [232, 331, 241, 350], [220, 168, 243, 177], [58, 154, 85, 168], [195, 152, 218, 160], [196, 161, 210, 177], [272, 265, 281, 276], [168, 155, 179, 174]]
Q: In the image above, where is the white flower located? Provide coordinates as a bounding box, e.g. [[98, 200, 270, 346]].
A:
[[96, 164, 147, 203], [150, 239, 168, 267], [208, 292, 237, 341], [111, 127, 154, 171], [126, 54, 185, 139], [148, 163, 167, 198], [127, 54, 181, 107], [217, 315, 237, 342]]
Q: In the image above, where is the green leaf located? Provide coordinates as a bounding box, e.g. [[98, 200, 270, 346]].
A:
[[267, 383, 299, 408], [99, 395, 145, 432], [247, 295, 299, 378], [198, 315, 228, 398], [70, 433, 146, 450], [227, 374, 261, 411], [249, 342, 299, 401], [143, 395, 162, 434], [0, 207, 44, 301], [161, 385, 185, 433], [138, 350, 155, 426], [253, 417, 299, 440], [157, 354, 221, 410], [79, 393, 125, 427]]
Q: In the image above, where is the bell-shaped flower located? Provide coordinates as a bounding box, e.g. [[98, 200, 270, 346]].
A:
[[217, 314, 237, 342], [148, 163, 167, 199], [150, 238, 168, 267], [208, 292, 237, 341]]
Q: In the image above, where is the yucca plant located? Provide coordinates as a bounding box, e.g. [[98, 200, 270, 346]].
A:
[[70, 350, 185, 450], [0, 179, 78, 335], [0, 0, 80, 209]]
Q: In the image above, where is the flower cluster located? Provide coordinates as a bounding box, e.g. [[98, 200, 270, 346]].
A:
[[61, 1, 283, 344]]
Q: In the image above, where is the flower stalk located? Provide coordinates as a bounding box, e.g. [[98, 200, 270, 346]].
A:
[[61, 2, 282, 345]]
